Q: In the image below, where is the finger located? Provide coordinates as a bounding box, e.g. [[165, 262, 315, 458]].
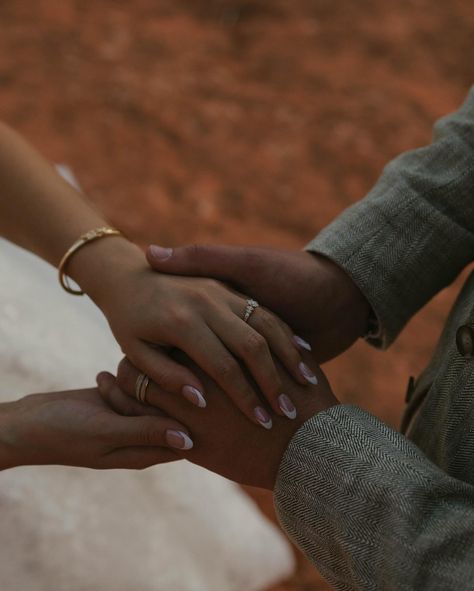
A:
[[121, 341, 272, 432], [96, 373, 194, 451], [146, 243, 259, 287], [116, 358, 190, 415], [117, 358, 202, 432], [126, 344, 207, 409], [207, 307, 293, 419], [246, 306, 311, 387], [97, 372, 167, 418], [101, 447, 178, 470], [176, 328, 274, 430], [114, 414, 194, 451]]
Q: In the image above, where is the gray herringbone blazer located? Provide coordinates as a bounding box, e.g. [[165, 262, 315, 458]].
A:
[[274, 86, 474, 590]]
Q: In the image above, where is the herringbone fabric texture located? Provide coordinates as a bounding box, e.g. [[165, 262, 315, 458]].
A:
[[306, 87, 474, 349], [274, 87, 474, 590]]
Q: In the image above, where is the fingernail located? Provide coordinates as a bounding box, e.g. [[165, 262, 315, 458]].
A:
[[278, 394, 297, 419], [293, 335, 312, 351], [149, 245, 173, 261], [298, 362, 318, 385], [166, 430, 194, 450], [254, 406, 273, 430], [182, 385, 207, 408]]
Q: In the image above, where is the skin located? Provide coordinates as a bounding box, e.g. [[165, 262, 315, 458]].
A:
[[146, 244, 372, 363], [0, 122, 311, 428], [0, 388, 191, 471], [98, 352, 339, 490]]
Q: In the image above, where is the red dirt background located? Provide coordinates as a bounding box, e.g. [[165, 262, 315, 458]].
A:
[[1, 1, 472, 589]]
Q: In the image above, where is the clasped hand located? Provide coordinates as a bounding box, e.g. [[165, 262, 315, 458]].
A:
[[98, 349, 338, 490], [92, 243, 367, 488], [86, 239, 319, 430]]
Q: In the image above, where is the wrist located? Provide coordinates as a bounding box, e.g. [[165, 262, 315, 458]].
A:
[[311, 252, 371, 336], [327, 257, 370, 327], [66, 235, 145, 309]]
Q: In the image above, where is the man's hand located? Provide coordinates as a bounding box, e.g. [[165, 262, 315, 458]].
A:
[[0, 388, 193, 471], [100, 352, 339, 490], [147, 245, 371, 362]]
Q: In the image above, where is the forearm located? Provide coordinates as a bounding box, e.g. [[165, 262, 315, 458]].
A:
[[0, 122, 144, 307], [0, 122, 108, 264], [274, 405, 474, 590], [308, 86, 474, 348]]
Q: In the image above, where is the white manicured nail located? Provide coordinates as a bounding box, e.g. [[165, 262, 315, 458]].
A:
[[254, 406, 273, 430], [149, 245, 173, 260], [278, 394, 297, 419], [293, 335, 312, 351], [299, 362, 318, 385], [166, 430, 194, 450], [182, 385, 207, 408]]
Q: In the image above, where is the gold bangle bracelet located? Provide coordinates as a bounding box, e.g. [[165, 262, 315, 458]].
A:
[[58, 227, 123, 295]]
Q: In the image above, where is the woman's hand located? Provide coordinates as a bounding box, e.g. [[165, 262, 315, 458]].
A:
[[146, 244, 372, 362], [0, 122, 313, 429], [98, 352, 339, 489], [0, 388, 192, 471], [70, 238, 313, 429]]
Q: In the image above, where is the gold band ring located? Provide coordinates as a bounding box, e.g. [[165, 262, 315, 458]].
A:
[[135, 373, 150, 403]]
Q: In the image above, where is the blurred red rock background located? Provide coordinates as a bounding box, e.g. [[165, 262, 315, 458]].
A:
[[1, 1, 472, 589]]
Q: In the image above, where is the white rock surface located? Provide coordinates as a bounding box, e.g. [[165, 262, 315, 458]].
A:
[[0, 239, 295, 591]]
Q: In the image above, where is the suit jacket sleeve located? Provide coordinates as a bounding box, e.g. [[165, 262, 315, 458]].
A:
[[306, 87, 474, 348], [274, 405, 474, 591]]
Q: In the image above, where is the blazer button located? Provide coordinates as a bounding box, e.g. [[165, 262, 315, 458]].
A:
[[456, 325, 474, 358]]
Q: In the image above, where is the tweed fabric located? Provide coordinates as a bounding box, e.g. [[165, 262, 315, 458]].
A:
[[274, 87, 474, 590], [305, 86, 474, 349]]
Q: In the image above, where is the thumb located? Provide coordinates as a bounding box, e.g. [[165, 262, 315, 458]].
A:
[[114, 415, 194, 450], [146, 243, 256, 286]]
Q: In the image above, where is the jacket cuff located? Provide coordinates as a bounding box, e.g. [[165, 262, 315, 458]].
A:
[[305, 86, 474, 348]]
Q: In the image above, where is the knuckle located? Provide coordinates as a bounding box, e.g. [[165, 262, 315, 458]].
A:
[[186, 243, 205, 261], [192, 287, 214, 308], [197, 278, 222, 298], [154, 370, 177, 392], [168, 305, 193, 328], [217, 357, 239, 381], [117, 358, 136, 390], [140, 426, 162, 447], [96, 423, 116, 444], [242, 332, 267, 356], [111, 394, 135, 416], [190, 280, 226, 311], [258, 309, 276, 331], [204, 278, 221, 290]]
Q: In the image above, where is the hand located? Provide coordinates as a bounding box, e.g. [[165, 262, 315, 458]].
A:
[[98, 353, 339, 490], [70, 239, 312, 429], [0, 388, 192, 471], [146, 245, 372, 363]]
